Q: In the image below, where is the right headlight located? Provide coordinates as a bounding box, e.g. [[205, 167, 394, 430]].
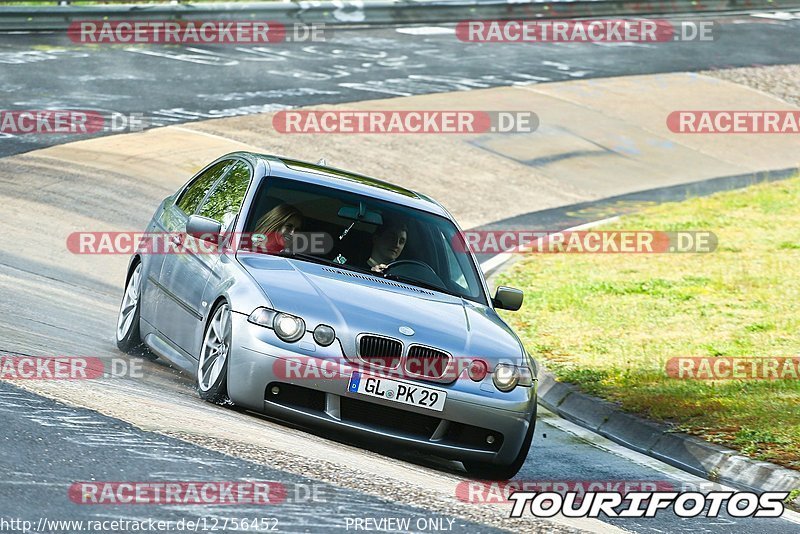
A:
[[493, 363, 533, 392], [273, 312, 306, 343], [248, 307, 306, 343]]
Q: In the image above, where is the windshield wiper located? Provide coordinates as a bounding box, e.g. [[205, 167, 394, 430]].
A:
[[275, 250, 335, 266], [382, 273, 460, 298]]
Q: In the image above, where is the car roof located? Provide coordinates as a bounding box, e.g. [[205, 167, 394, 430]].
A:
[[232, 152, 451, 218]]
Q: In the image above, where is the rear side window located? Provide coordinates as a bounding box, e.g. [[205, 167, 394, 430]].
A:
[[176, 160, 231, 215], [197, 160, 252, 229]]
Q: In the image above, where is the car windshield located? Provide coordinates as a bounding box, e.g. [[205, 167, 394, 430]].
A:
[[242, 176, 487, 305]]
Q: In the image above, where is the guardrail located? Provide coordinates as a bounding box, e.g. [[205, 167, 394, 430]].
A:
[[2, 0, 800, 30]]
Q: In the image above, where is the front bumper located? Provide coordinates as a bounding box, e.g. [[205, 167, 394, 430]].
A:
[[228, 313, 537, 465]]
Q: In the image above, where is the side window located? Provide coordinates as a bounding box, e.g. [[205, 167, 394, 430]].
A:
[[197, 161, 251, 229], [176, 160, 231, 215]]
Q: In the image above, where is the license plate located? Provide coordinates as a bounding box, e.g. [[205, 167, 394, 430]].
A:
[[347, 372, 447, 412]]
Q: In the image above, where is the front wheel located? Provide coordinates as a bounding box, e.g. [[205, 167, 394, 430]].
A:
[[198, 301, 232, 404], [116, 262, 144, 353], [463, 411, 536, 480]]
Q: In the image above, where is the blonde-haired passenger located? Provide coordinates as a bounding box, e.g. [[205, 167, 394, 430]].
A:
[[252, 203, 303, 254]]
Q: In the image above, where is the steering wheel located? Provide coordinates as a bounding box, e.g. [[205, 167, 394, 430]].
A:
[[383, 259, 448, 289], [384, 259, 437, 275]]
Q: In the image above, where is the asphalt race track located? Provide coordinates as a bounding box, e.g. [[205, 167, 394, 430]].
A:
[[2, 12, 800, 157], [0, 383, 504, 533], [2, 8, 800, 534]]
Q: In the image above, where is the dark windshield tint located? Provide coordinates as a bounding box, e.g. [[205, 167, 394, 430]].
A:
[[244, 177, 487, 305]]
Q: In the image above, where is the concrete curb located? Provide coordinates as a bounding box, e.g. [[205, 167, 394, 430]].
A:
[[537, 370, 800, 507], [3, 0, 800, 30]]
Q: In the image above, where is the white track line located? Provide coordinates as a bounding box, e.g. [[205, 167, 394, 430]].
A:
[[170, 125, 256, 144], [480, 215, 621, 274]]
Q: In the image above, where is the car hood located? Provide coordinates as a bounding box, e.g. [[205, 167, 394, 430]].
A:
[[238, 254, 525, 365]]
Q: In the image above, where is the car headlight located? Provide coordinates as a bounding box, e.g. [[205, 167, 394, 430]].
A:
[[248, 307, 306, 343], [273, 312, 306, 343], [493, 363, 533, 392]]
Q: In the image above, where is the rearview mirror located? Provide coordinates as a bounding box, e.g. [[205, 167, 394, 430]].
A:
[[493, 286, 523, 311], [338, 202, 383, 226], [186, 215, 222, 242]]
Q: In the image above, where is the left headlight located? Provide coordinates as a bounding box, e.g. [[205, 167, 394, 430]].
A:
[[493, 363, 533, 392], [248, 307, 306, 343]]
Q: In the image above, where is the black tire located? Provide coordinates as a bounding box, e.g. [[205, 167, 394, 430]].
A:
[[116, 261, 145, 354], [197, 301, 232, 405], [463, 406, 536, 480]]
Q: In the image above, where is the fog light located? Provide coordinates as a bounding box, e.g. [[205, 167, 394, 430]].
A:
[[273, 312, 305, 343], [486, 435, 495, 444], [313, 324, 336, 346], [271, 386, 280, 395], [467, 359, 488, 382]]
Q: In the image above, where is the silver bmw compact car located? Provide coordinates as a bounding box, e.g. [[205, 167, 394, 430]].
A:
[[116, 152, 537, 479]]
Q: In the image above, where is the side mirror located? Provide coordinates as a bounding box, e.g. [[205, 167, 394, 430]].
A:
[[493, 286, 523, 311], [186, 215, 222, 242]]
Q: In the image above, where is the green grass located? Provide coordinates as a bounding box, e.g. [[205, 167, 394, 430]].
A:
[[499, 177, 800, 470]]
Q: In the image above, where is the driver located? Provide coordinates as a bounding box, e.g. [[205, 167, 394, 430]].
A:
[[367, 219, 408, 273]]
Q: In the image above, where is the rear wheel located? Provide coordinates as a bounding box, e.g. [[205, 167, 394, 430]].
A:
[[463, 409, 536, 480], [198, 301, 232, 404], [116, 262, 145, 353]]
